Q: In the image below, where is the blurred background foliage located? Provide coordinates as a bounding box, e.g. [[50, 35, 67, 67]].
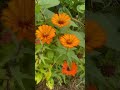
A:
[[0, 0, 35, 90], [86, 0, 120, 90]]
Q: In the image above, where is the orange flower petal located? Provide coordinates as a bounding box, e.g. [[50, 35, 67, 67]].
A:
[[86, 20, 106, 52], [62, 61, 78, 76], [60, 34, 80, 48], [36, 25, 56, 44], [51, 13, 71, 27]]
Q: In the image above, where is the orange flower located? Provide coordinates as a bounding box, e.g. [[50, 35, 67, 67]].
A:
[[1, 0, 34, 42], [51, 13, 71, 27], [86, 20, 106, 52], [36, 25, 56, 44], [59, 34, 80, 48], [62, 61, 78, 76]]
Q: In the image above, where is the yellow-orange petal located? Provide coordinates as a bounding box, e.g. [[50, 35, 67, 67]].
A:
[[59, 34, 80, 48], [36, 25, 56, 44], [51, 13, 71, 27]]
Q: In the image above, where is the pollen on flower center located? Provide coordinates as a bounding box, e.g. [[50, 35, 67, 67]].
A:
[[67, 67, 71, 71], [43, 34, 48, 37], [58, 20, 64, 24], [66, 40, 72, 44]]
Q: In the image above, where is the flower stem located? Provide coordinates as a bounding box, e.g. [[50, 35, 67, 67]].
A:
[[40, 10, 46, 23], [66, 48, 69, 55]]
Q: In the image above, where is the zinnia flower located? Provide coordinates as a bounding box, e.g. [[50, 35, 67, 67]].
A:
[[1, 0, 34, 42], [59, 34, 80, 48], [62, 61, 78, 76], [51, 13, 71, 27], [36, 25, 56, 44], [86, 20, 106, 52]]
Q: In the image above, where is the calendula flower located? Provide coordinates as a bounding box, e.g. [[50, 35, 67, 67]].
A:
[[59, 34, 80, 48], [62, 61, 77, 76], [1, 0, 34, 42], [86, 20, 106, 52], [51, 13, 71, 27], [36, 25, 56, 44]]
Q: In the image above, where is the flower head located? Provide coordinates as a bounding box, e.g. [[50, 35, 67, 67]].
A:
[[59, 34, 80, 48], [36, 25, 56, 44], [62, 61, 77, 76], [1, 0, 34, 42], [51, 13, 71, 27], [86, 20, 106, 52]]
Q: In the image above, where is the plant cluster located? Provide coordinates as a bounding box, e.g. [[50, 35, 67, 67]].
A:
[[35, 0, 85, 89]]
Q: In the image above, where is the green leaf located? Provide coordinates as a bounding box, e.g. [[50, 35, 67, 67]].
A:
[[39, 0, 60, 8], [43, 9, 54, 19], [55, 47, 66, 54], [35, 4, 41, 13], [46, 70, 52, 81], [10, 67, 25, 90], [77, 5, 85, 13], [70, 21, 78, 27], [0, 44, 16, 66], [46, 78, 54, 90], [54, 54, 67, 64], [35, 44, 42, 54], [47, 51, 54, 60], [35, 12, 43, 25], [35, 73, 43, 84], [58, 7, 72, 17], [67, 50, 79, 63]]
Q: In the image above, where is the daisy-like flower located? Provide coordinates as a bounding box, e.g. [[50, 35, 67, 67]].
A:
[[62, 61, 78, 76], [59, 34, 80, 48], [1, 0, 34, 42], [51, 13, 71, 27], [86, 20, 106, 52], [36, 25, 56, 44]]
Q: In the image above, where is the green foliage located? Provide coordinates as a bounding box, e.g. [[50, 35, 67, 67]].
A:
[[77, 4, 85, 13], [35, 0, 85, 90]]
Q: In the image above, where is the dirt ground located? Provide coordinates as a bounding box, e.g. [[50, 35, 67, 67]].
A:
[[36, 78, 85, 90]]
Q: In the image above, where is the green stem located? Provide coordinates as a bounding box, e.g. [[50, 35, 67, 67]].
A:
[[40, 10, 46, 23], [72, 18, 84, 27], [66, 48, 69, 55], [37, 44, 44, 60]]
